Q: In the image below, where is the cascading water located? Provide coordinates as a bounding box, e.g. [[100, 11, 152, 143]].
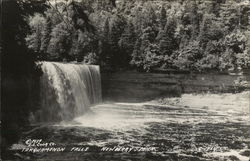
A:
[[32, 62, 102, 122]]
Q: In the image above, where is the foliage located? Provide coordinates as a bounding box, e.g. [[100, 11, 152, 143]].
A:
[[25, 0, 250, 72], [84, 52, 99, 64], [173, 40, 202, 70]]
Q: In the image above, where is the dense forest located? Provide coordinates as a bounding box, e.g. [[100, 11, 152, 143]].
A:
[[26, 0, 250, 72]]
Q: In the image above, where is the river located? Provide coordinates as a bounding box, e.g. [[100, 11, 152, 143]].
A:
[[9, 91, 250, 161]]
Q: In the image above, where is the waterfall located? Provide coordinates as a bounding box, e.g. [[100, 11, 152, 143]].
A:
[[33, 62, 102, 122]]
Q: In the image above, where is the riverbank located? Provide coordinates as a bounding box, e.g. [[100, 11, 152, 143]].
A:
[[102, 71, 250, 102]]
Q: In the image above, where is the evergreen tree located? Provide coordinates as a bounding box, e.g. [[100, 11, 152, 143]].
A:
[[132, 4, 144, 35], [118, 21, 137, 68], [158, 17, 178, 56], [143, 4, 157, 32], [100, 18, 111, 67], [160, 5, 167, 29], [209, 0, 222, 16], [199, 14, 224, 49], [189, 0, 200, 39], [131, 26, 158, 71], [130, 38, 143, 70], [40, 17, 52, 59], [24, 0, 250, 72], [108, 15, 126, 68]]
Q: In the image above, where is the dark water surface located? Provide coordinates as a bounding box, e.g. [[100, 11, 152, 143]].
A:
[[8, 92, 250, 161]]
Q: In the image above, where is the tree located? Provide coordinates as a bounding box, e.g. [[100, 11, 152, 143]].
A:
[[69, 1, 95, 32], [220, 29, 248, 71], [99, 17, 111, 68], [209, 0, 222, 16], [142, 4, 158, 33], [189, 0, 200, 39], [47, 22, 72, 61], [142, 43, 162, 72], [106, 14, 126, 68], [131, 3, 144, 35], [118, 21, 136, 68], [199, 14, 224, 49], [173, 40, 202, 70], [131, 26, 159, 71], [68, 30, 82, 61], [23, 0, 250, 73], [26, 13, 46, 55], [224, 29, 247, 54], [40, 16, 52, 59], [160, 5, 167, 29], [196, 40, 223, 71], [158, 17, 178, 57]]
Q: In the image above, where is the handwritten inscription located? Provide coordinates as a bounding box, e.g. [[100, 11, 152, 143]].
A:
[[21, 139, 157, 153], [25, 139, 56, 147], [101, 146, 157, 152], [22, 147, 66, 153], [20, 139, 228, 154], [22, 139, 63, 153], [70, 147, 89, 152]]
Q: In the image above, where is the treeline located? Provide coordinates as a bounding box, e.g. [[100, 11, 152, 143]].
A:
[[26, 0, 250, 72]]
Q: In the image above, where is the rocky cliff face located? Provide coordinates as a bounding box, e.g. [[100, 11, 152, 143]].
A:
[[102, 71, 250, 102]]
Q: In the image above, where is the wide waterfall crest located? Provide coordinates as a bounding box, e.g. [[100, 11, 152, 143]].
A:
[[34, 62, 102, 122]]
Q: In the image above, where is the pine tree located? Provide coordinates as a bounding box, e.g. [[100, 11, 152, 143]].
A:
[[158, 17, 178, 56], [208, 0, 222, 16], [190, 0, 200, 39], [143, 5, 157, 30], [160, 5, 167, 29], [100, 17, 111, 67], [109, 15, 126, 68], [132, 4, 144, 35], [130, 38, 143, 70], [130, 26, 158, 71], [118, 21, 137, 67]]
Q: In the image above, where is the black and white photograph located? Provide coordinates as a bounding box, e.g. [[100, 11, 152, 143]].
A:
[[1, 0, 250, 160]]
